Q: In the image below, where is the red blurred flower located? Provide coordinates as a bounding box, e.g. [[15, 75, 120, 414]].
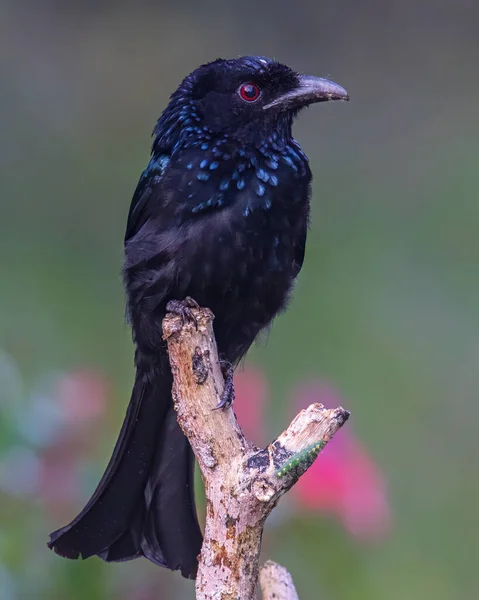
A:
[[292, 381, 391, 541]]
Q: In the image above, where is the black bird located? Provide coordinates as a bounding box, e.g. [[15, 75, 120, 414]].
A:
[[48, 56, 348, 579]]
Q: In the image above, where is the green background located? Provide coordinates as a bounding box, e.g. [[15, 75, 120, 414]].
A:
[[1, 1, 478, 598]]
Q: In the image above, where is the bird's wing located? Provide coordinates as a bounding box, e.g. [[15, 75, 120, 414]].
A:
[[292, 185, 310, 278], [125, 154, 171, 243], [125, 150, 241, 244], [293, 226, 307, 278]]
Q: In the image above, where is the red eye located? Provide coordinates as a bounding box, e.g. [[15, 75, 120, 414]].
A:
[[239, 83, 261, 102]]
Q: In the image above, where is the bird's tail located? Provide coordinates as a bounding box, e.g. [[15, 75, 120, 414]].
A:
[[48, 367, 203, 579]]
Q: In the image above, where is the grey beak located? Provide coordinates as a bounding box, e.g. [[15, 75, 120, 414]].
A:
[[263, 75, 349, 110]]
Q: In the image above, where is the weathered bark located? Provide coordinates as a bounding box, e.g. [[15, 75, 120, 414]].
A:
[[163, 307, 349, 600], [259, 561, 299, 600]]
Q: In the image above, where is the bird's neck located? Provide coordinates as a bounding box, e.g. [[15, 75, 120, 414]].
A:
[[150, 128, 309, 181], [152, 99, 295, 158]]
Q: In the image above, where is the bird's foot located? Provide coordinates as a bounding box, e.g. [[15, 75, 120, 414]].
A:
[[214, 360, 235, 411], [166, 296, 200, 329]]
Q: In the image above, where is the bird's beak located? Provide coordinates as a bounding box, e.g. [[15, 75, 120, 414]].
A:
[[263, 75, 349, 111]]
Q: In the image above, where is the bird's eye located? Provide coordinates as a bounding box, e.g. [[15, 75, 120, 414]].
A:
[[239, 83, 261, 102]]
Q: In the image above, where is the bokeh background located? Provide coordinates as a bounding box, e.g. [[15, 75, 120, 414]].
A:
[[1, 1, 478, 598]]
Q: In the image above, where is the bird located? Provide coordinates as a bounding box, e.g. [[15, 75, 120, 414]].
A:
[[48, 56, 348, 579]]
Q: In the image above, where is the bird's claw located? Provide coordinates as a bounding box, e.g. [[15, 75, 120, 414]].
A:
[[166, 297, 200, 329], [214, 360, 235, 410]]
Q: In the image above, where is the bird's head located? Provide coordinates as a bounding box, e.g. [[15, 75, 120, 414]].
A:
[[153, 56, 348, 153]]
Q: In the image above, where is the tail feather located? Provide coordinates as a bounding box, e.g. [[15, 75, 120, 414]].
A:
[[48, 365, 202, 579], [141, 407, 201, 574]]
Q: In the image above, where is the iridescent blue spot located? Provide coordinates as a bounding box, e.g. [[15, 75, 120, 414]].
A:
[[222, 153, 231, 160], [186, 162, 194, 170], [237, 179, 245, 190], [144, 155, 170, 177], [192, 194, 224, 214], [201, 143, 209, 150], [256, 184, 265, 197], [232, 170, 239, 180], [274, 235, 280, 247], [160, 155, 170, 168], [220, 180, 230, 191], [237, 163, 246, 173], [244, 206, 251, 217], [257, 169, 269, 182], [185, 126, 194, 132], [266, 159, 278, 170], [283, 155, 297, 171], [264, 198, 272, 209], [209, 161, 219, 170], [200, 159, 209, 169], [269, 175, 278, 186], [197, 172, 209, 181], [291, 142, 307, 161], [288, 147, 301, 161]]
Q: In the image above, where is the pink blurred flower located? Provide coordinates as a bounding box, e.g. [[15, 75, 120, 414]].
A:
[[230, 368, 391, 541], [232, 367, 269, 444], [38, 369, 110, 517], [39, 445, 85, 518], [231, 370, 391, 540], [0, 368, 111, 512], [54, 369, 109, 426], [292, 381, 391, 541]]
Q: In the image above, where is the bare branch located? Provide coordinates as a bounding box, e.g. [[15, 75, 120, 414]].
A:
[[163, 307, 349, 600], [260, 561, 299, 600]]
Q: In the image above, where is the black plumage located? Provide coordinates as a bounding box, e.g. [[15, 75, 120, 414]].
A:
[[48, 56, 348, 579]]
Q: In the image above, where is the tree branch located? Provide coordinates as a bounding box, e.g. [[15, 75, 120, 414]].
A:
[[163, 307, 349, 600], [259, 561, 299, 600]]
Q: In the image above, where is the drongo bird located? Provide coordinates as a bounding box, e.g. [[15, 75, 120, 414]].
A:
[[48, 56, 348, 579]]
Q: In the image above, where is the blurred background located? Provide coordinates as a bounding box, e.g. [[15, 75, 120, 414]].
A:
[[1, 1, 478, 598]]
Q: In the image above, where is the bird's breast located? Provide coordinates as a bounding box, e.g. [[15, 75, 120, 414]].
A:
[[125, 143, 311, 360]]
